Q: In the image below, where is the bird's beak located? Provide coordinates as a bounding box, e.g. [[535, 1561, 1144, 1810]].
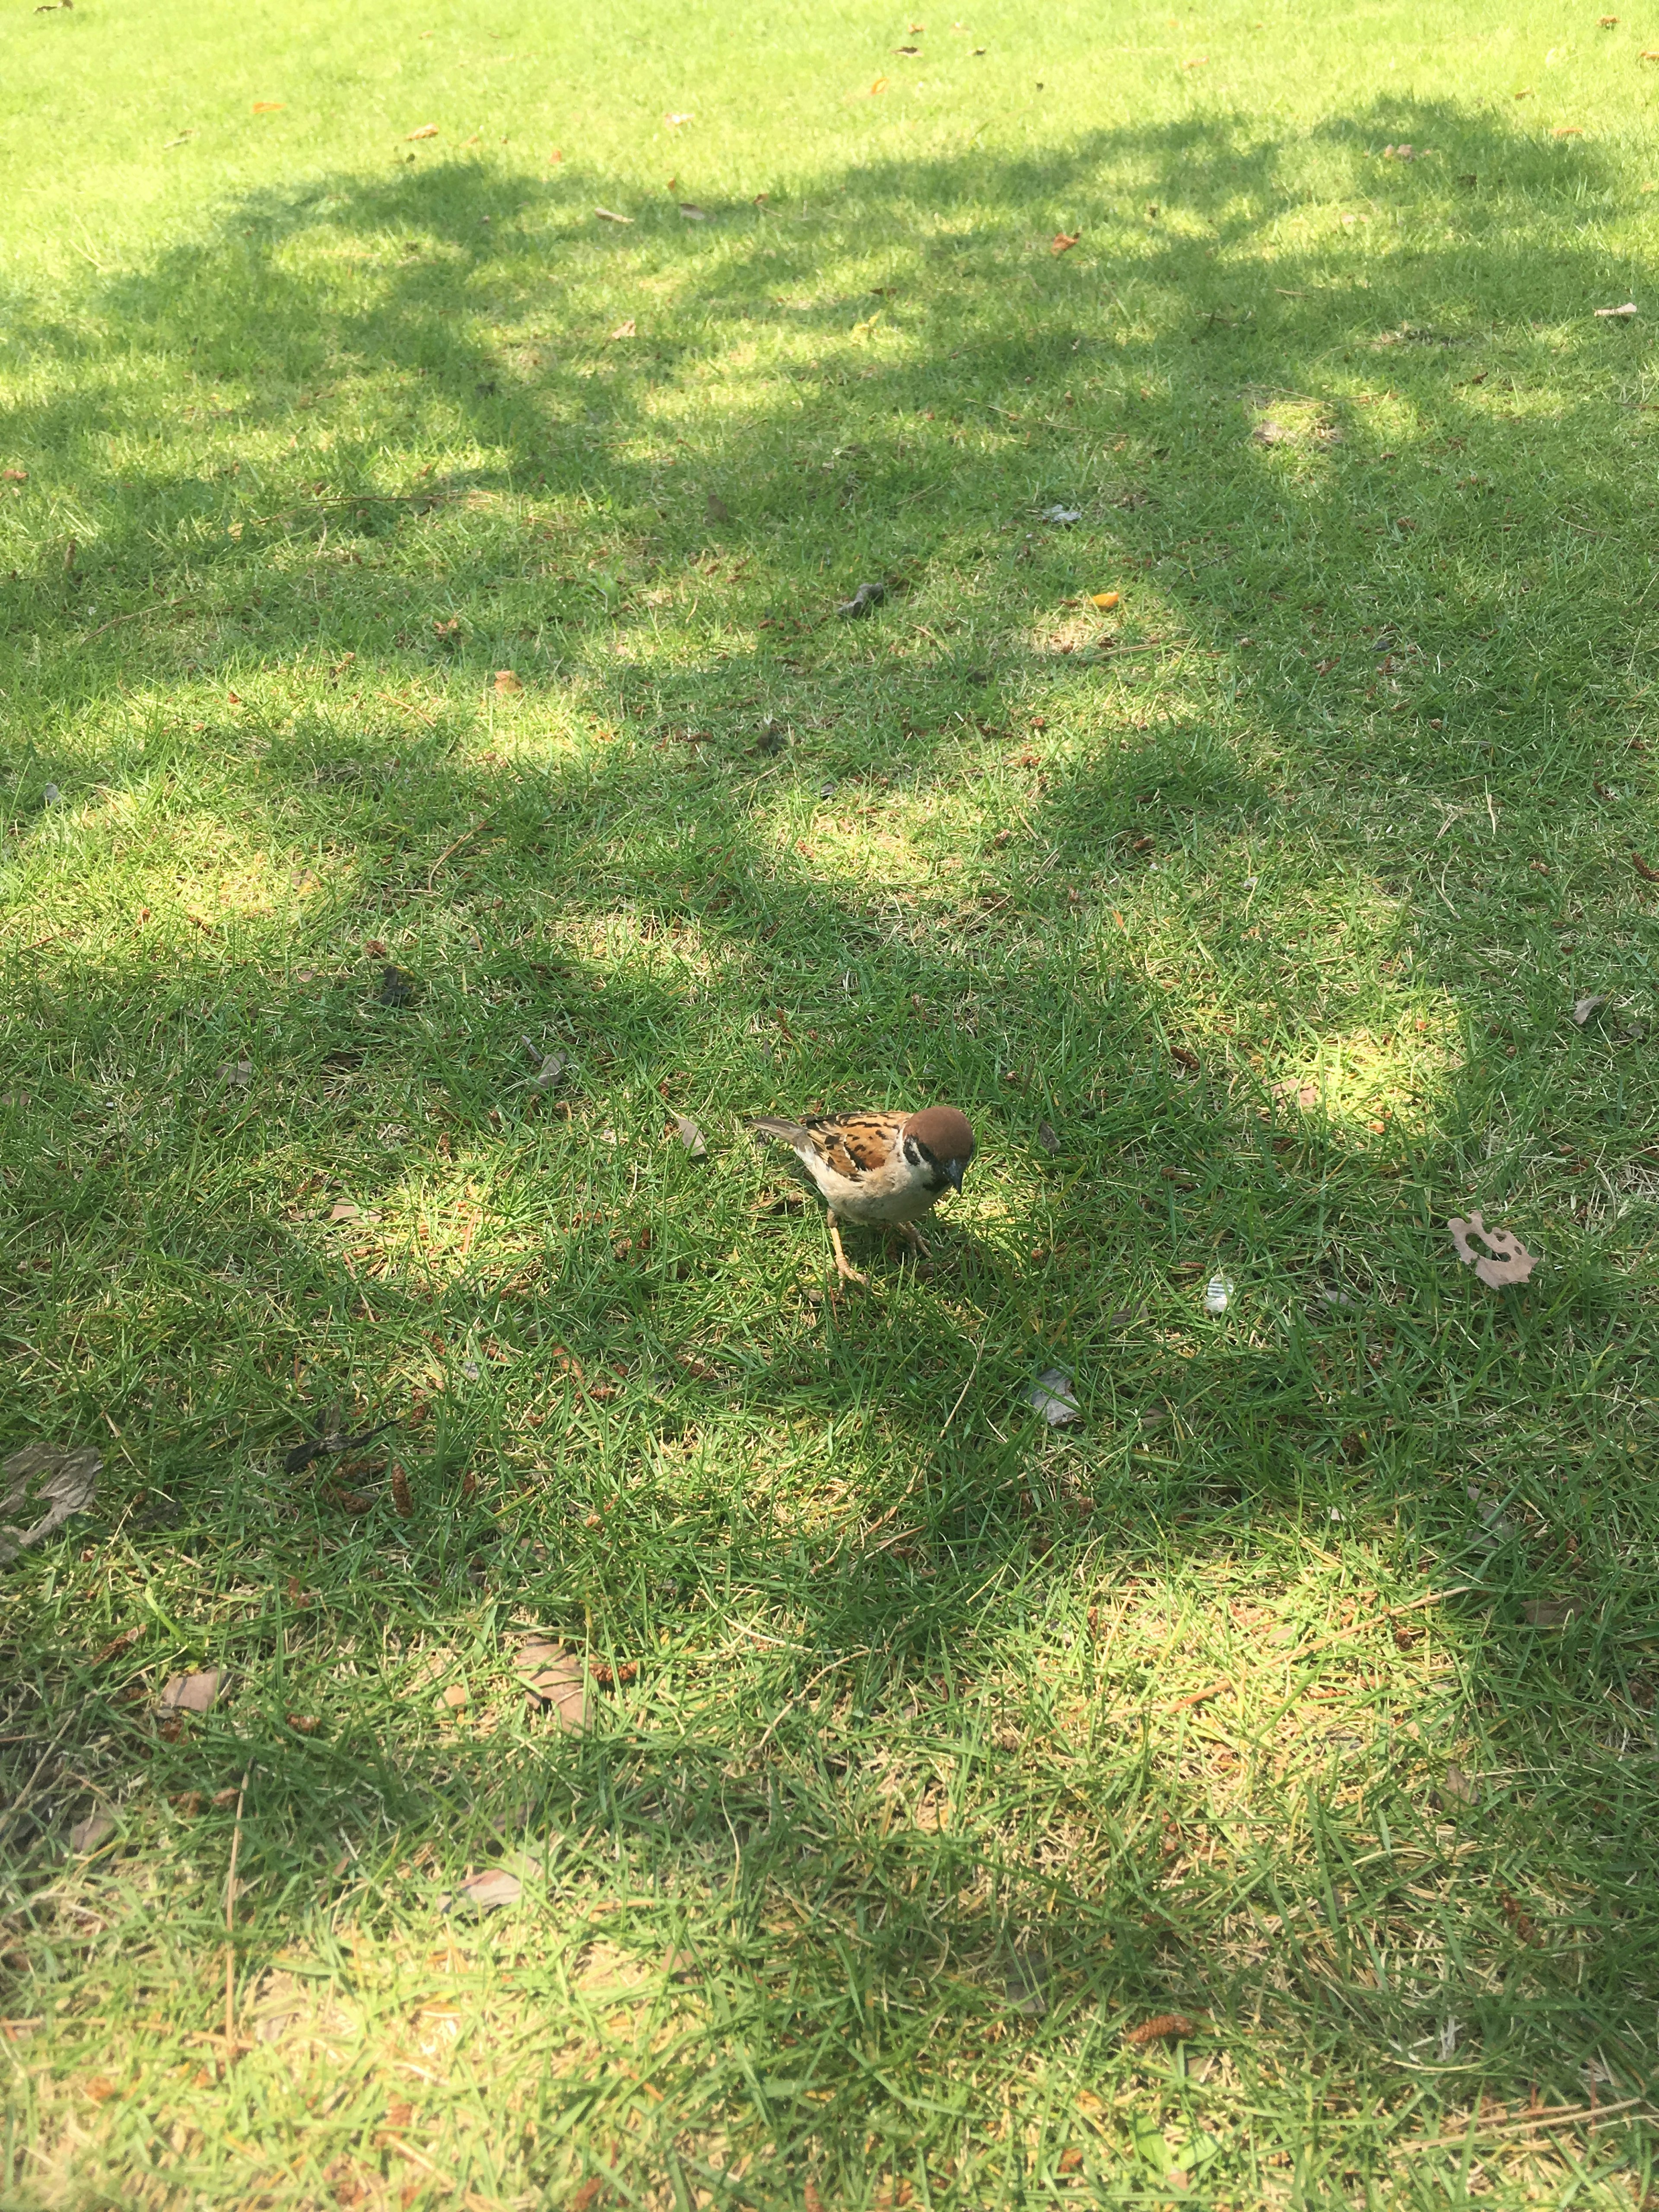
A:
[[944, 1159, 965, 1192]]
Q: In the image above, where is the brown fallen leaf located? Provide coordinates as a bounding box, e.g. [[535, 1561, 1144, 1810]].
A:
[[1441, 1763, 1480, 1806], [157, 1669, 220, 1716], [169, 1790, 204, 1817], [70, 1812, 114, 1854], [1497, 1883, 1541, 1944], [439, 1864, 531, 1913], [90, 1625, 145, 1667], [1447, 1210, 1538, 1289], [329, 1201, 360, 1222], [1123, 2013, 1194, 2047], [1090, 590, 1119, 608], [493, 669, 524, 695], [1572, 994, 1607, 1026], [285, 1713, 322, 1734], [1554, 124, 1585, 137], [1, 1442, 100, 1563], [674, 1114, 708, 1160], [868, 75, 890, 93], [391, 1464, 413, 1518], [1051, 231, 1081, 254], [594, 206, 634, 224], [252, 101, 285, 113], [516, 1637, 590, 1729], [1169, 1045, 1200, 1073], [407, 123, 439, 140], [589, 1660, 639, 1690], [608, 318, 636, 339], [1633, 851, 1659, 882], [3, 468, 28, 483], [707, 492, 731, 523]]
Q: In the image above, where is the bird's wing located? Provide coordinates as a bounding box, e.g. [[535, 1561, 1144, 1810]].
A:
[[801, 1112, 906, 1181]]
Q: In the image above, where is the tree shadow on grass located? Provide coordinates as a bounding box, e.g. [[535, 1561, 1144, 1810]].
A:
[[3, 93, 1659, 2202]]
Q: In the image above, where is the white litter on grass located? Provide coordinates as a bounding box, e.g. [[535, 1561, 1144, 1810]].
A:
[[1027, 1368, 1081, 1425], [1041, 505, 1082, 525], [1203, 1274, 1233, 1314]]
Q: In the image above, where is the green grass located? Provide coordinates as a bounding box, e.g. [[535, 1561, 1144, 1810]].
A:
[[5, 0, 1659, 2202]]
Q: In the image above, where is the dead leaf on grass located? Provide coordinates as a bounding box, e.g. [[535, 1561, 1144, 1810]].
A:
[[252, 101, 285, 113], [406, 123, 439, 140], [1027, 1367, 1081, 1425], [516, 1637, 591, 1729], [157, 1669, 220, 1716], [674, 1114, 709, 1160], [439, 1856, 541, 1914], [493, 669, 524, 695], [608, 318, 636, 339], [1595, 301, 1639, 317], [1441, 1764, 1480, 1805], [594, 206, 634, 224], [1521, 1595, 1580, 1627], [1, 1443, 100, 1564], [1497, 1883, 1542, 1943], [90, 1625, 144, 1667], [678, 202, 709, 220], [1037, 1119, 1061, 1154], [391, 1464, 414, 1518], [1572, 994, 1607, 1025], [285, 1713, 322, 1734], [1051, 231, 1081, 254], [1634, 851, 1659, 883], [1448, 1210, 1538, 1288], [1123, 2013, 1194, 2047], [1090, 590, 1119, 608], [70, 1812, 114, 1854]]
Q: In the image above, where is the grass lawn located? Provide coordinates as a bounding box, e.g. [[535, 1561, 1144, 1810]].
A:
[[6, 0, 1659, 2201]]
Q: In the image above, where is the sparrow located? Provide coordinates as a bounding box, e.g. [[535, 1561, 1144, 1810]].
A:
[[750, 1105, 976, 1284]]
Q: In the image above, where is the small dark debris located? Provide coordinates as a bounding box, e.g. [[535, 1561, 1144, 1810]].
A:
[[836, 582, 885, 619], [285, 1418, 398, 1476], [753, 719, 788, 754], [379, 965, 415, 1007]]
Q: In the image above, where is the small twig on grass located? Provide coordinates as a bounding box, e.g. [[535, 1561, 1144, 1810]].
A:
[[426, 814, 492, 891], [82, 596, 190, 643], [224, 1766, 249, 2064]]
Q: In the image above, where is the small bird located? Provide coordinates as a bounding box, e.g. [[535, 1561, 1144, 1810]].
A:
[[750, 1106, 976, 1284]]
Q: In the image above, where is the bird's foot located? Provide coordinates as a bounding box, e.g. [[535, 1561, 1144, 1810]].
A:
[[899, 1221, 934, 1262], [829, 1218, 868, 1287]]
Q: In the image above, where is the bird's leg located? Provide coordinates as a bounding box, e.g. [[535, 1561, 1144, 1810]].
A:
[[827, 1215, 867, 1287], [898, 1220, 933, 1262]]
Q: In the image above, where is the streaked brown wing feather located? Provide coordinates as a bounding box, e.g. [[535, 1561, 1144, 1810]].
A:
[[804, 1112, 903, 1180]]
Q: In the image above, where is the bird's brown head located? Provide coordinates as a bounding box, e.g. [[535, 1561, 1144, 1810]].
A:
[[903, 1106, 976, 1191]]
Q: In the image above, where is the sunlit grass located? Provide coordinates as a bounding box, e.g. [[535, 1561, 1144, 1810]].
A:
[[4, 0, 1659, 2202]]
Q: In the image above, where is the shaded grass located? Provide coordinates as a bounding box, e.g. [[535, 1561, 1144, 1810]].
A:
[[4, 0, 1659, 2202]]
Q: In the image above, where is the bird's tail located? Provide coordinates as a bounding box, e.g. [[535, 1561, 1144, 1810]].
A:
[[749, 1115, 810, 1147]]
